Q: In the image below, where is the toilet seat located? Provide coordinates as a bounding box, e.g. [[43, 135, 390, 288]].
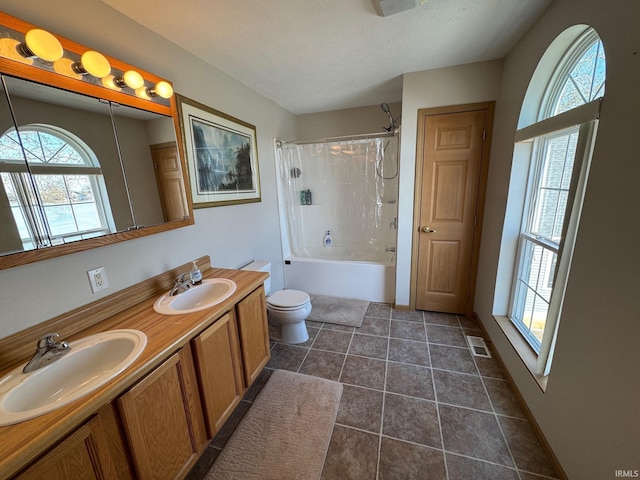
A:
[[267, 289, 310, 310]]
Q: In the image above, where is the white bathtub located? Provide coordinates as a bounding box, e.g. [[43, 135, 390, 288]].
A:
[[283, 252, 396, 303]]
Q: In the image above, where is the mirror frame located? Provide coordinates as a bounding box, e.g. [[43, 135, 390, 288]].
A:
[[0, 12, 194, 271]]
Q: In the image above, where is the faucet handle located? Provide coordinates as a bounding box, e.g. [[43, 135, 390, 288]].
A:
[[176, 272, 190, 282], [37, 333, 60, 349]]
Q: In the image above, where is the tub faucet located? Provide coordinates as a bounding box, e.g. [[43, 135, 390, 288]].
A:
[[170, 272, 193, 296], [23, 333, 70, 373]]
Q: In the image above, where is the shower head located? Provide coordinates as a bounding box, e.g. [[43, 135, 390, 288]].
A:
[[381, 103, 395, 132]]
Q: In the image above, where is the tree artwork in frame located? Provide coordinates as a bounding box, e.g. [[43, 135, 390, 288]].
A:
[[177, 95, 261, 207]]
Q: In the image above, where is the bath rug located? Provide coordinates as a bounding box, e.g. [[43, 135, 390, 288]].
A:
[[307, 295, 370, 328], [205, 369, 342, 480]]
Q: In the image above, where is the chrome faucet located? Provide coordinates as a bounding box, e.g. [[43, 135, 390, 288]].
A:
[[170, 272, 193, 296], [23, 333, 70, 374]]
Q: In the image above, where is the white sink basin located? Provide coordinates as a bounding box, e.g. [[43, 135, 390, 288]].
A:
[[0, 329, 146, 426], [153, 278, 237, 315]]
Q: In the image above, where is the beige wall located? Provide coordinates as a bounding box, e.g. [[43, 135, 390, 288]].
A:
[[110, 113, 164, 227], [0, 0, 297, 339], [296, 102, 401, 140], [395, 60, 504, 307], [475, 0, 640, 478]]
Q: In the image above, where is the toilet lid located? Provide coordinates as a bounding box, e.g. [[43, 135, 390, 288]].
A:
[[267, 289, 310, 309]]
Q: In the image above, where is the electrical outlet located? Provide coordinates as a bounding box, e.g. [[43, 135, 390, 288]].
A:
[[87, 267, 109, 293]]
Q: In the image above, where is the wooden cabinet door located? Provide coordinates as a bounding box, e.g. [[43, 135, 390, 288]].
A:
[[117, 346, 206, 480], [16, 407, 132, 480], [235, 286, 270, 386], [192, 311, 244, 438]]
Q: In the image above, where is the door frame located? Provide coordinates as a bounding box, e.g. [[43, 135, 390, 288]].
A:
[[409, 102, 494, 316]]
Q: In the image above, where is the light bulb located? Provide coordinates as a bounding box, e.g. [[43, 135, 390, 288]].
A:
[[122, 70, 144, 89], [21, 29, 63, 62], [135, 86, 151, 100], [113, 70, 144, 89], [149, 81, 174, 99], [53, 58, 82, 79], [101, 75, 119, 90], [0, 38, 32, 65], [72, 51, 111, 78]]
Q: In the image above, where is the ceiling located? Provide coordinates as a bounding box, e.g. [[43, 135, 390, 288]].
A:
[[101, 0, 553, 115]]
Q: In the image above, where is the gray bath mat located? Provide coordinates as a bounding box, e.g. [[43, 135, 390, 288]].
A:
[[307, 295, 370, 327], [205, 369, 342, 480]]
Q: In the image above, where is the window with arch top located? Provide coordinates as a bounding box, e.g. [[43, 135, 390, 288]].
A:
[[507, 26, 605, 376], [0, 124, 115, 251]]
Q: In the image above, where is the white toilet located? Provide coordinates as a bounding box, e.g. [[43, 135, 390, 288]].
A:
[[241, 260, 311, 344]]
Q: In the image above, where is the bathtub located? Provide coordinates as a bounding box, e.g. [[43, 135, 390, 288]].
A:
[[283, 249, 396, 303]]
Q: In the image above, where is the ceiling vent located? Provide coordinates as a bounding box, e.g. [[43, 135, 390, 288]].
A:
[[375, 0, 427, 17]]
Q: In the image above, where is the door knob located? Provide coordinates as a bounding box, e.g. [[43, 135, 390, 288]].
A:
[[421, 226, 436, 233]]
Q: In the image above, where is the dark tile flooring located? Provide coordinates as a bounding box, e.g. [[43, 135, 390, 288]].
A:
[[187, 304, 559, 480]]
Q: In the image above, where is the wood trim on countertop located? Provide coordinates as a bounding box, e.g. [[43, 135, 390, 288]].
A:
[[0, 259, 268, 479]]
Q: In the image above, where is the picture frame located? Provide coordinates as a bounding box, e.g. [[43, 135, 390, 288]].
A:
[[176, 94, 261, 208]]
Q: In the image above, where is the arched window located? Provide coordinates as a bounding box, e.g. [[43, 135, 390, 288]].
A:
[[0, 124, 114, 250], [542, 29, 605, 118], [508, 27, 604, 374]]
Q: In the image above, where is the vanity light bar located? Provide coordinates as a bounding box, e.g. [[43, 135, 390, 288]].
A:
[[0, 22, 174, 104]]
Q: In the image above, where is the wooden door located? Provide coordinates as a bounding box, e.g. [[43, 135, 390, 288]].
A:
[[192, 312, 245, 438], [414, 104, 492, 314], [117, 346, 206, 480], [235, 286, 270, 386], [150, 143, 189, 222]]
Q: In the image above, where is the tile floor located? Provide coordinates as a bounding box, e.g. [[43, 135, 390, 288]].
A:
[[187, 304, 559, 480]]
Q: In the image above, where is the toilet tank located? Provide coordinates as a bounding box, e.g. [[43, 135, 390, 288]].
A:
[[241, 259, 271, 294]]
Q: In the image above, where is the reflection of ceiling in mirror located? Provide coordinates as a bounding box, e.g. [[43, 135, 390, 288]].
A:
[[3, 76, 160, 121]]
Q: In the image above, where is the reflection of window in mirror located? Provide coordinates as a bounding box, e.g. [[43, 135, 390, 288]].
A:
[[0, 12, 193, 270], [0, 125, 115, 251]]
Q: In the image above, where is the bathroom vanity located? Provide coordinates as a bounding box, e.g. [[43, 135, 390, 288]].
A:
[[0, 257, 270, 479]]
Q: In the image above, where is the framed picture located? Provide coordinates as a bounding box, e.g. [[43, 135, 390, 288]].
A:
[[177, 95, 261, 208]]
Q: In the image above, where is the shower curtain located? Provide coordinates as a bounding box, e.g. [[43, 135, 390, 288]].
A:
[[276, 135, 399, 261]]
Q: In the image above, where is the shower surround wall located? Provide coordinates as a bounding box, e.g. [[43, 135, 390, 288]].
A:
[[276, 136, 398, 302]]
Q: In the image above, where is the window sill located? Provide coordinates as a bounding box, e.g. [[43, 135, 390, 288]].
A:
[[493, 315, 548, 391]]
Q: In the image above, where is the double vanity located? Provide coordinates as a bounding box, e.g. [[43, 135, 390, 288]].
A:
[[0, 257, 270, 479], [0, 13, 270, 479]]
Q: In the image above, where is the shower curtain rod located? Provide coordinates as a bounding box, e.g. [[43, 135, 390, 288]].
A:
[[276, 128, 399, 147]]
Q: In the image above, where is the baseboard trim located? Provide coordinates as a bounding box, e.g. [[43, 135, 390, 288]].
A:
[[471, 312, 568, 480], [393, 303, 411, 311]]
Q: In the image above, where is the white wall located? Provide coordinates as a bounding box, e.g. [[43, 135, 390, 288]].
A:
[[0, 0, 297, 339], [475, 0, 640, 478], [395, 60, 504, 307]]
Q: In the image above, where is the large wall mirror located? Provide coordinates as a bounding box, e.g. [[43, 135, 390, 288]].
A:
[[0, 12, 193, 270]]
